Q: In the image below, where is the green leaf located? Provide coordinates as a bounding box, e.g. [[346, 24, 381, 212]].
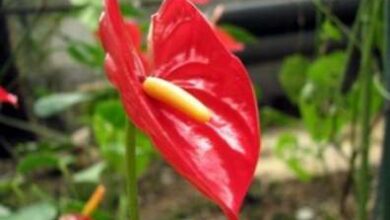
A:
[[69, 0, 102, 30], [67, 41, 104, 68], [34, 92, 90, 118], [279, 54, 310, 103], [320, 20, 343, 42], [298, 52, 348, 141], [134, 130, 155, 176], [1, 202, 57, 220], [286, 158, 312, 182], [92, 100, 127, 173], [299, 93, 333, 141], [299, 82, 350, 141], [260, 107, 296, 128], [275, 133, 312, 182], [120, 3, 144, 17], [220, 24, 257, 44], [69, 0, 142, 30], [306, 51, 346, 89], [93, 115, 125, 174], [17, 153, 59, 174], [275, 133, 299, 157], [92, 100, 155, 177], [94, 100, 126, 128], [74, 162, 106, 183]]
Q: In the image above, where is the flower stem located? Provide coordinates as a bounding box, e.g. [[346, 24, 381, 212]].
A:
[[355, 0, 382, 219], [125, 121, 139, 220]]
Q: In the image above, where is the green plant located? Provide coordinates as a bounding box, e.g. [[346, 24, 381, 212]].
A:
[[277, 0, 386, 219]]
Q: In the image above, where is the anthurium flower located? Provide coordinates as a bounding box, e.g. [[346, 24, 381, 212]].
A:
[[122, 5, 243, 64], [0, 86, 17, 106], [98, 0, 260, 219]]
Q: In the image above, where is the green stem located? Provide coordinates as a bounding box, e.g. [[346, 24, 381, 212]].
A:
[[375, 0, 390, 219], [11, 176, 25, 205], [125, 121, 139, 220], [313, 0, 359, 48], [345, 0, 368, 58], [59, 161, 78, 198], [355, 0, 382, 219]]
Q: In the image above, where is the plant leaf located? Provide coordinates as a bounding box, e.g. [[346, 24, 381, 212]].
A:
[[299, 52, 348, 141], [260, 106, 296, 128], [220, 24, 257, 44], [69, 0, 103, 30], [67, 41, 105, 68], [320, 20, 343, 42], [2, 203, 57, 220], [73, 162, 106, 183], [69, 0, 143, 30], [279, 54, 310, 103], [17, 153, 59, 174], [275, 133, 312, 182], [34, 92, 90, 118], [92, 100, 155, 177]]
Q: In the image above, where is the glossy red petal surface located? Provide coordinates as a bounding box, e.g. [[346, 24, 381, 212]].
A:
[[0, 86, 17, 106], [99, 0, 159, 132], [99, 0, 260, 219], [149, 0, 259, 218], [124, 20, 142, 50], [123, 20, 152, 73]]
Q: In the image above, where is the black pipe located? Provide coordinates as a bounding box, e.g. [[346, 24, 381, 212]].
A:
[[237, 31, 315, 65], [236, 30, 345, 65], [220, 0, 359, 37], [220, 0, 358, 64]]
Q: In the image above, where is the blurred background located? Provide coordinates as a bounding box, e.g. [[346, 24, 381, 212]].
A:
[[0, 0, 388, 219]]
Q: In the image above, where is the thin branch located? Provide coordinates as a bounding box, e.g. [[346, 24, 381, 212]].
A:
[[0, 114, 69, 143]]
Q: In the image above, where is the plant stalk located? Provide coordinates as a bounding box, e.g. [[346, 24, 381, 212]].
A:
[[355, 0, 382, 219], [375, 0, 390, 218], [125, 121, 139, 220]]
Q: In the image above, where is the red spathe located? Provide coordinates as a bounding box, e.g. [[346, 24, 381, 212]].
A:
[[0, 86, 17, 106], [98, 0, 261, 219]]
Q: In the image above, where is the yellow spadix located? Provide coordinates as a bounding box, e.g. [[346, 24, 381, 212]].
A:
[[142, 77, 212, 123]]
